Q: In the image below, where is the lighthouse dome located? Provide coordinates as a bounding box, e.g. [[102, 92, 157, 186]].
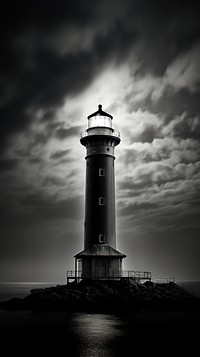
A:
[[87, 104, 113, 129], [88, 104, 113, 119]]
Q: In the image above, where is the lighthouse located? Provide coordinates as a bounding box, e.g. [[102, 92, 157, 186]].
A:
[[74, 104, 126, 280]]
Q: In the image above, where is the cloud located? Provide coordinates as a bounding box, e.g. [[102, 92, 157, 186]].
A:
[[124, 44, 200, 122], [43, 176, 66, 187], [19, 191, 83, 220], [165, 43, 200, 93], [0, 1, 137, 153], [163, 113, 200, 140], [119, 201, 159, 217], [130, 0, 200, 76], [55, 126, 82, 140], [50, 149, 70, 160], [116, 126, 200, 235], [120, 109, 163, 144], [0, 187, 83, 225], [117, 174, 200, 233], [1, 0, 199, 152], [0, 158, 20, 171]]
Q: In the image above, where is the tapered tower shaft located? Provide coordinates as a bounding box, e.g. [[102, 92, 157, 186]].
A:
[[81, 112, 120, 249], [75, 105, 125, 280]]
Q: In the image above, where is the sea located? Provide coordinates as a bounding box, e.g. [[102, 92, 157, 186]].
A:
[[0, 282, 200, 356]]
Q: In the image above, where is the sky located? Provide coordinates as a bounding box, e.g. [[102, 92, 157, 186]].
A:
[[0, 0, 200, 283]]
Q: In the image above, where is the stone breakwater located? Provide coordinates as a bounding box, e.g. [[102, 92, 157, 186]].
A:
[[0, 280, 199, 312]]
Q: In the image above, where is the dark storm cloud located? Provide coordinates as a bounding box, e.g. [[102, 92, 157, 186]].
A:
[[1, 0, 199, 153], [119, 173, 153, 191], [0, 158, 19, 171], [131, 0, 200, 77], [130, 125, 162, 143], [118, 183, 200, 233], [0, 1, 135, 152], [29, 157, 43, 165], [20, 192, 83, 220], [43, 176, 66, 187], [121, 145, 170, 166], [50, 149, 70, 160], [169, 114, 200, 140], [55, 126, 82, 140], [119, 201, 159, 217], [31, 122, 82, 147], [150, 89, 200, 123], [0, 189, 83, 224]]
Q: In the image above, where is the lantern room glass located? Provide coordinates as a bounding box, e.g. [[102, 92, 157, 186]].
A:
[[88, 115, 112, 129]]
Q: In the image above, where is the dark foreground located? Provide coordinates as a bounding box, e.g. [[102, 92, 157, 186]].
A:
[[0, 309, 200, 356], [0, 279, 199, 312], [1, 281, 200, 356]]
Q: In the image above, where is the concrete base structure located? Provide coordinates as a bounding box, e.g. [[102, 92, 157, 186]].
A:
[[74, 244, 125, 281]]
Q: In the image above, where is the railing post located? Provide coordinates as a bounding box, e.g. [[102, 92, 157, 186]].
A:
[[75, 258, 77, 282]]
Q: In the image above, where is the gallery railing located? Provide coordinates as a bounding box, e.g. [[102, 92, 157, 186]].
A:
[[80, 128, 120, 139], [152, 277, 176, 284], [66, 270, 152, 282]]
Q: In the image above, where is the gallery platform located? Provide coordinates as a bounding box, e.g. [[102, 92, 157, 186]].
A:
[[66, 270, 152, 284]]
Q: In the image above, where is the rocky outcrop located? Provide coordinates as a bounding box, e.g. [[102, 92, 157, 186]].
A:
[[0, 280, 199, 312]]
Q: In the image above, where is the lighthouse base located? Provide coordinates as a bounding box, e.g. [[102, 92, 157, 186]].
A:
[[73, 244, 126, 282]]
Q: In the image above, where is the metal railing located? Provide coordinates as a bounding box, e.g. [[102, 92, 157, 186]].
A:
[[152, 277, 176, 284], [66, 270, 151, 282], [80, 128, 120, 139], [121, 270, 151, 279], [67, 270, 82, 278]]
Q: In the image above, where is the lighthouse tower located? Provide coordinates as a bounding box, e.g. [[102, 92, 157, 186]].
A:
[[74, 105, 126, 280]]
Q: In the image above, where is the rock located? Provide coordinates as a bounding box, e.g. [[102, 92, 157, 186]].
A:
[[1, 297, 23, 310], [1, 280, 199, 312], [30, 288, 44, 294]]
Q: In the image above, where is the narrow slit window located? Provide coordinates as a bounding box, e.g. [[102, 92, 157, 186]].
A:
[[99, 168, 105, 177], [99, 197, 105, 206], [99, 234, 105, 243]]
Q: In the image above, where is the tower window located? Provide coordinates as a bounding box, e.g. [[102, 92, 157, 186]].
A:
[[99, 197, 105, 206], [99, 234, 105, 243], [99, 168, 105, 177]]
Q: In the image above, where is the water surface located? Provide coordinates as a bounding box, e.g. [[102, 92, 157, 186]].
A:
[[1, 282, 200, 356], [0, 309, 200, 356]]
